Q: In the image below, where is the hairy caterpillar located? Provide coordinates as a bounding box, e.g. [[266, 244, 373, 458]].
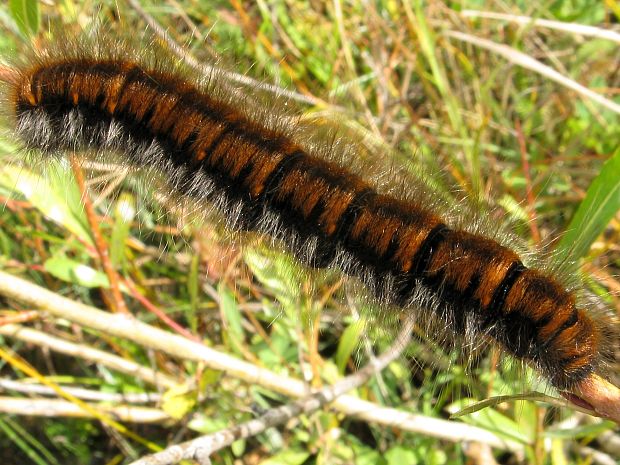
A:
[[0, 32, 618, 427]]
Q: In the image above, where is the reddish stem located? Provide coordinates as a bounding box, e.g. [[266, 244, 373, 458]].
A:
[[70, 156, 130, 314], [124, 277, 200, 342]]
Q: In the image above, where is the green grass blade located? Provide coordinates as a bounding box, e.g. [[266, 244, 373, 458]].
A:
[[3, 416, 60, 465], [9, 0, 39, 37], [0, 416, 50, 465], [556, 147, 620, 265]]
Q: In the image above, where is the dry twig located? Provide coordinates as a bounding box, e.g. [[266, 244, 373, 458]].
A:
[[0, 378, 161, 403], [461, 10, 620, 44], [129, 316, 415, 464], [445, 30, 620, 116], [0, 396, 169, 423], [0, 270, 522, 452], [0, 324, 177, 389]]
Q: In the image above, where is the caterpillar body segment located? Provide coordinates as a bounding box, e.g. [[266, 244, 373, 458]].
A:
[[2, 46, 618, 422]]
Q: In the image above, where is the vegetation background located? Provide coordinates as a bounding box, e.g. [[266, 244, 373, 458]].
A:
[[0, 0, 618, 464]]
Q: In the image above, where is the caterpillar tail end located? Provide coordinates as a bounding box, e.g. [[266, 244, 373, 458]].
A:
[[567, 374, 620, 424]]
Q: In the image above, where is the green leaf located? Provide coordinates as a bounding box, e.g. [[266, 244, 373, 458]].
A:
[[0, 164, 93, 245], [219, 282, 244, 351], [161, 384, 197, 420], [557, 147, 620, 265], [187, 254, 200, 333], [514, 400, 537, 444], [187, 414, 228, 434], [545, 420, 616, 440], [244, 247, 303, 306], [110, 193, 135, 269], [44, 256, 109, 288], [9, 0, 40, 37], [450, 397, 535, 444], [335, 319, 364, 374], [231, 438, 246, 457], [385, 446, 418, 465], [259, 449, 310, 465]]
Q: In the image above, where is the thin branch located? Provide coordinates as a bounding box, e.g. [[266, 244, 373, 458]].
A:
[[129, 317, 416, 465], [0, 324, 177, 389], [461, 10, 620, 44], [0, 270, 522, 452], [0, 396, 169, 423], [0, 378, 161, 403], [445, 30, 620, 116]]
